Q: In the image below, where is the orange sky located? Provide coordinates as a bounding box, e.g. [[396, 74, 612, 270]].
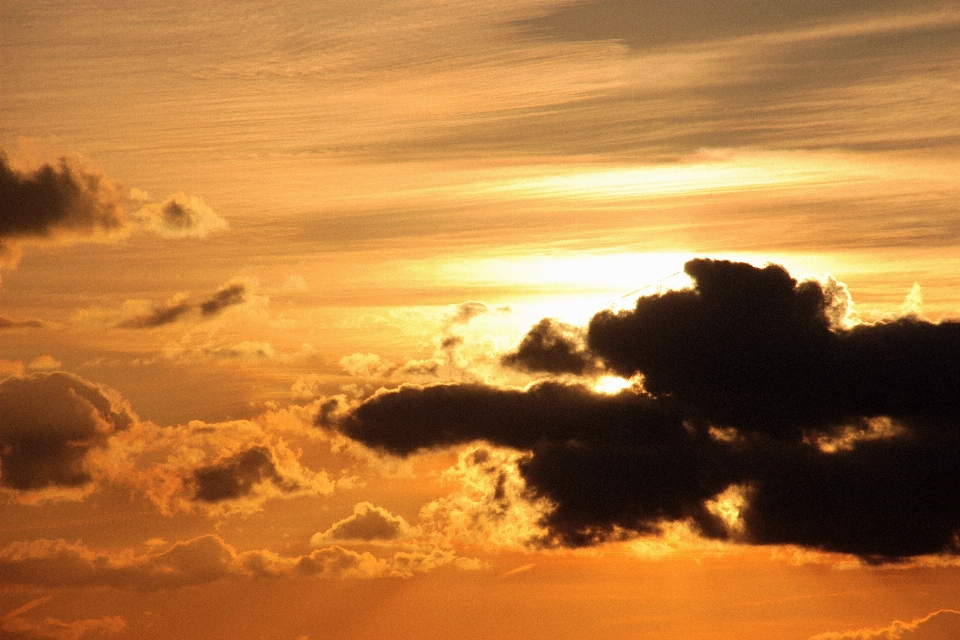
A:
[[2, 1, 960, 638]]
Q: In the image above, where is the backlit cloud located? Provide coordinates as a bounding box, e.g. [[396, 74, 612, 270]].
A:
[[335, 259, 960, 561], [0, 373, 135, 498], [810, 609, 960, 640], [311, 502, 413, 545], [132, 192, 227, 239]]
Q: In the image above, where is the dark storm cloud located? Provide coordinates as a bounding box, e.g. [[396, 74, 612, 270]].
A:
[[517, 0, 936, 49], [191, 445, 296, 502], [0, 373, 134, 491], [199, 283, 247, 316], [334, 259, 960, 561], [501, 318, 598, 376], [117, 301, 193, 329]]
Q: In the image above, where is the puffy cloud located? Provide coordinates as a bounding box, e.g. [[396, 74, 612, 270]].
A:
[[0, 533, 474, 591], [0, 373, 135, 496], [501, 318, 598, 376], [131, 192, 227, 239], [26, 355, 61, 371], [587, 258, 960, 439], [198, 282, 247, 316], [0, 154, 126, 267], [311, 502, 413, 545], [334, 259, 960, 561], [810, 609, 960, 640], [191, 445, 298, 502], [447, 301, 490, 327]]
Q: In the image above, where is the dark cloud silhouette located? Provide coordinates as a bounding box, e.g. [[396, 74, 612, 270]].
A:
[[518, 0, 927, 50], [199, 283, 247, 316], [449, 301, 490, 326], [588, 259, 960, 438], [191, 445, 296, 502], [0, 316, 43, 330], [0, 155, 125, 241], [335, 259, 960, 561], [501, 318, 598, 376], [117, 301, 193, 329], [0, 373, 134, 491]]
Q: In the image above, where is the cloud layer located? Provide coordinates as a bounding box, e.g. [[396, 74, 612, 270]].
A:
[[334, 259, 960, 561]]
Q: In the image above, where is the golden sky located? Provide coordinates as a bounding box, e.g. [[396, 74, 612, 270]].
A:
[[2, 1, 960, 638]]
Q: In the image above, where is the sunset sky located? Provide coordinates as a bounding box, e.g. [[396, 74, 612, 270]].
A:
[[3, 1, 960, 638]]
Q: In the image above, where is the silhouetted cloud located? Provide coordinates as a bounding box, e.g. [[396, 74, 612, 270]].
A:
[[0, 373, 135, 492], [117, 301, 192, 328], [0, 316, 43, 330], [311, 502, 411, 545], [199, 283, 247, 316], [334, 259, 960, 561], [501, 318, 598, 376], [191, 445, 297, 502], [0, 154, 126, 266]]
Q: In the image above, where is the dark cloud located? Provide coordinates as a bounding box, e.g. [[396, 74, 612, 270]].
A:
[[0, 316, 43, 330], [0, 373, 134, 491], [335, 259, 960, 561], [501, 318, 598, 376], [0, 154, 125, 242], [117, 301, 193, 329], [588, 258, 960, 438], [191, 445, 297, 502], [449, 301, 490, 326], [199, 283, 247, 316], [312, 502, 410, 544], [518, 0, 927, 50]]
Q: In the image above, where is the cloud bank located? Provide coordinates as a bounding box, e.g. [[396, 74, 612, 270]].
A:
[[334, 259, 960, 561]]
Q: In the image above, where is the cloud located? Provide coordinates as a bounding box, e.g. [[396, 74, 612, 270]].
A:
[[116, 300, 192, 329], [0, 533, 471, 591], [0, 316, 43, 330], [131, 192, 227, 238], [0, 154, 126, 267], [26, 355, 61, 371], [311, 502, 412, 545], [334, 259, 960, 561], [518, 0, 940, 49], [191, 445, 298, 502], [0, 373, 135, 496], [447, 301, 490, 326], [501, 318, 598, 376], [1, 597, 126, 640], [117, 281, 250, 329], [199, 282, 247, 316], [810, 609, 960, 640]]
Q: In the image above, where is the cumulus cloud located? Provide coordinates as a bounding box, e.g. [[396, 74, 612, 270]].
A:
[[0, 154, 126, 267], [0, 373, 135, 496], [334, 259, 960, 561], [0, 150, 226, 275], [191, 445, 299, 502], [0, 533, 474, 591], [132, 192, 227, 239], [311, 502, 413, 545], [501, 318, 598, 376], [810, 609, 960, 640]]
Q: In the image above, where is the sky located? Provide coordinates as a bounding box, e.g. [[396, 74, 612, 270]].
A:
[[2, 0, 960, 638]]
